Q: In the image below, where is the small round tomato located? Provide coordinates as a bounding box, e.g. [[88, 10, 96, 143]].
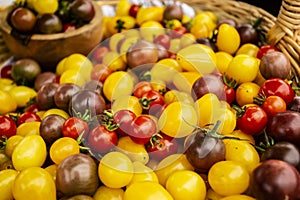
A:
[[41, 108, 70, 120], [140, 90, 164, 111], [235, 105, 268, 135], [259, 78, 295, 105], [62, 117, 89, 139], [235, 82, 260, 106], [12, 167, 56, 200], [8, 85, 36, 108], [133, 81, 153, 98], [208, 160, 250, 196], [129, 4, 139, 18], [166, 170, 206, 200], [17, 111, 41, 126], [93, 185, 124, 200], [0, 64, 12, 79], [224, 84, 236, 104], [49, 137, 80, 165], [98, 151, 133, 188], [261, 95, 286, 117], [90, 64, 113, 83], [16, 121, 41, 136], [5, 135, 23, 158], [112, 95, 143, 117], [256, 44, 278, 59], [236, 43, 259, 57], [0, 115, 16, 139], [12, 135, 47, 171], [217, 24, 240, 54], [129, 115, 157, 145], [0, 169, 18, 200], [113, 109, 136, 136], [124, 181, 173, 200], [223, 139, 260, 173], [225, 54, 260, 84], [0, 90, 17, 115], [87, 125, 118, 154]]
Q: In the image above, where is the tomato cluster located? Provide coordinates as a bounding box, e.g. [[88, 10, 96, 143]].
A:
[[0, 0, 300, 199]]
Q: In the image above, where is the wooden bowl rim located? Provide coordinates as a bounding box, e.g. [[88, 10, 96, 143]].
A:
[[0, 1, 103, 41]]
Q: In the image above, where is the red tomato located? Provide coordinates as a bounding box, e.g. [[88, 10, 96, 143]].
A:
[[17, 111, 41, 126], [129, 4, 139, 18], [90, 64, 113, 83], [236, 105, 268, 135], [171, 26, 187, 38], [24, 103, 40, 113], [259, 78, 295, 105], [154, 34, 171, 49], [88, 125, 118, 154], [140, 90, 164, 111], [129, 115, 157, 144], [145, 132, 178, 161], [256, 45, 278, 59], [0, 64, 12, 79], [62, 117, 89, 139], [0, 115, 16, 139], [224, 84, 236, 104], [113, 109, 136, 136], [261, 95, 286, 117], [133, 81, 153, 98]]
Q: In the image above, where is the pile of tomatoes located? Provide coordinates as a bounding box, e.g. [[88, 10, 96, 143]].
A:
[[0, 0, 300, 199]]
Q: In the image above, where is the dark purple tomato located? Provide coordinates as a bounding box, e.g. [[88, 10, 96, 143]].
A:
[[34, 72, 57, 91], [289, 96, 300, 112], [196, 38, 218, 52], [56, 153, 99, 197], [261, 141, 300, 170], [36, 82, 59, 110], [9, 7, 36, 33], [266, 111, 300, 146], [163, 4, 183, 21], [82, 80, 103, 95], [54, 83, 81, 111], [39, 114, 66, 145], [236, 23, 259, 45], [0, 64, 12, 79], [37, 13, 63, 34], [191, 73, 225, 100], [69, 0, 95, 22], [250, 159, 300, 200], [69, 89, 106, 117]]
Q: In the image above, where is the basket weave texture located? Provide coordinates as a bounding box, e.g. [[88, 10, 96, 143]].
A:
[[176, 0, 300, 86]]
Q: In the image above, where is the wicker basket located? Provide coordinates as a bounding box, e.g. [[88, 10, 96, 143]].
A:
[[96, 0, 300, 87]]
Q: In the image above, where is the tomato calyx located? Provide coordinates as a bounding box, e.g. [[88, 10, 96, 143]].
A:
[[115, 19, 126, 33], [99, 109, 119, 131], [232, 104, 246, 118], [76, 131, 90, 153], [0, 136, 7, 150], [253, 93, 266, 105], [149, 133, 164, 150], [254, 131, 275, 153], [222, 73, 237, 89], [139, 97, 157, 110]]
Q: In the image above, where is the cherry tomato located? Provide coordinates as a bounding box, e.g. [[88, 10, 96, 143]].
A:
[[0, 64, 12, 79], [140, 90, 164, 111], [49, 137, 80, 165], [166, 170, 207, 200], [91, 46, 110, 63], [217, 24, 240, 54], [62, 117, 89, 139], [112, 95, 143, 117], [113, 109, 136, 136], [0, 169, 18, 200], [261, 95, 287, 117], [93, 185, 124, 200], [171, 26, 187, 38], [146, 133, 178, 161], [208, 160, 250, 196], [235, 82, 260, 107], [236, 43, 259, 57], [16, 121, 41, 136], [235, 105, 268, 135], [90, 64, 113, 83], [154, 34, 171, 49], [12, 167, 56, 200], [224, 84, 236, 104], [17, 111, 41, 126], [259, 78, 295, 105], [98, 151, 133, 188], [133, 81, 153, 98], [87, 125, 118, 154], [8, 85, 37, 108], [0, 115, 16, 139], [5, 135, 23, 158], [129, 4, 139, 18], [256, 44, 278, 59], [12, 135, 47, 171], [0, 90, 17, 115], [129, 115, 157, 144], [124, 181, 173, 200]]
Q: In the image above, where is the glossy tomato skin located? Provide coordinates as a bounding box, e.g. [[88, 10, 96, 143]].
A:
[[250, 159, 300, 200], [236, 105, 268, 135], [140, 90, 164, 111], [0, 116, 17, 139], [17, 111, 41, 126], [266, 111, 300, 146], [113, 109, 136, 136], [256, 44, 278, 59], [129, 115, 157, 144], [259, 78, 295, 105], [261, 95, 286, 117], [133, 81, 153, 98], [145, 133, 178, 161], [87, 125, 118, 154], [62, 117, 89, 139], [224, 84, 236, 104]]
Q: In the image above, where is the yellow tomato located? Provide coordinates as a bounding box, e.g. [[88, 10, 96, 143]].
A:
[[16, 121, 41, 136], [127, 161, 158, 187], [165, 19, 182, 29], [55, 57, 67, 75], [41, 108, 70, 119], [98, 151, 134, 188], [215, 51, 233, 74], [192, 11, 217, 31], [235, 82, 260, 106], [166, 170, 207, 200], [0, 169, 18, 200], [236, 43, 259, 57], [176, 44, 217, 74], [103, 71, 134, 102], [136, 6, 164, 26], [115, 0, 131, 16], [59, 69, 86, 87], [139, 20, 165, 42], [190, 23, 209, 39], [172, 71, 201, 94], [5, 135, 24, 158], [220, 195, 256, 200], [44, 164, 57, 181], [8, 86, 36, 108], [124, 181, 173, 200], [0, 90, 17, 115], [0, 78, 16, 92], [12, 167, 56, 200], [180, 33, 196, 48], [169, 38, 181, 53], [217, 24, 240, 54], [155, 154, 194, 187], [151, 58, 182, 84], [224, 129, 255, 145], [158, 101, 198, 138], [111, 95, 143, 116], [33, 0, 58, 14], [102, 51, 126, 71], [93, 186, 124, 200]]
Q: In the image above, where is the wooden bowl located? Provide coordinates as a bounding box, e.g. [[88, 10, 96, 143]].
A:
[[0, 2, 103, 70]]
